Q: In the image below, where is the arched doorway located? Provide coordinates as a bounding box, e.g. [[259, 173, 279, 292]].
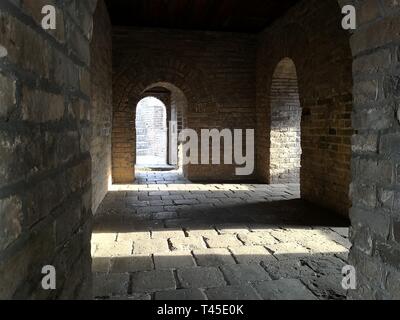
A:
[[135, 97, 168, 168], [269, 57, 302, 184]]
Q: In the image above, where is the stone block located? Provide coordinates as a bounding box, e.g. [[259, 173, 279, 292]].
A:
[[0, 74, 16, 117], [169, 236, 207, 251], [254, 279, 316, 300], [131, 270, 176, 293], [229, 246, 274, 264], [133, 238, 169, 254], [238, 232, 279, 246], [154, 251, 196, 269], [93, 273, 129, 297], [110, 255, 154, 273], [206, 285, 261, 300], [193, 248, 236, 267], [177, 267, 226, 289], [155, 288, 207, 300], [0, 196, 23, 250], [220, 264, 271, 285], [204, 234, 243, 248]]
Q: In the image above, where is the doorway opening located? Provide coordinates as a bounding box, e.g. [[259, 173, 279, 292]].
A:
[[135, 97, 168, 170], [269, 57, 302, 184]]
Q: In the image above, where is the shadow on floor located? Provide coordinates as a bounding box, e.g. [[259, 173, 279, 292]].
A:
[[93, 199, 350, 234], [92, 251, 349, 300]]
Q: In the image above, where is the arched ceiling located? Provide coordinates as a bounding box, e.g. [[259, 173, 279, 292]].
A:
[[105, 0, 300, 33]]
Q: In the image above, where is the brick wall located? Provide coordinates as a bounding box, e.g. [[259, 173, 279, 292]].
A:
[[90, 0, 112, 213], [346, 0, 400, 299], [270, 58, 302, 184], [112, 28, 257, 183], [0, 0, 98, 299], [256, 0, 354, 216]]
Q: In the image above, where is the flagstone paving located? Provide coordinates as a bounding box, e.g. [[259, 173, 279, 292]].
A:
[[92, 171, 350, 300]]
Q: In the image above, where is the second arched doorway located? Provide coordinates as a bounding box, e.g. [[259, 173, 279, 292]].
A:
[[269, 57, 302, 184]]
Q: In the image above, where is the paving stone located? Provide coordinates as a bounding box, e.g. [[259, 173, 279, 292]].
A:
[[169, 236, 207, 251], [91, 242, 98, 256], [154, 251, 196, 269], [155, 288, 207, 300], [238, 232, 279, 246], [93, 240, 133, 257], [266, 242, 311, 260], [206, 285, 261, 300], [247, 224, 282, 232], [186, 228, 219, 238], [303, 274, 347, 300], [94, 173, 351, 300], [229, 246, 275, 264], [151, 228, 185, 239], [216, 224, 250, 235], [109, 293, 151, 300], [110, 255, 154, 272], [330, 227, 349, 238], [204, 234, 243, 248], [254, 279, 317, 300], [91, 233, 117, 243], [131, 270, 176, 293], [262, 259, 316, 280], [153, 211, 179, 220], [92, 257, 111, 273], [137, 206, 164, 214], [117, 231, 150, 242], [177, 267, 226, 289], [193, 248, 237, 267], [300, 239, 348, 255], [269, 228, 317, 243], [220, 264, 272, 285], [93, 273, 129, 297], [133, 238, 170, 254]]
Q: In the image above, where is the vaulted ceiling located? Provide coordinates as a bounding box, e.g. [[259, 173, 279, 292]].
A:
[[104, 0, 300, 33]]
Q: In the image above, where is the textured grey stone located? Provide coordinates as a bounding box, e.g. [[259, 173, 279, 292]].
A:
[[110, 256, 154, 272], [262, 259, 315, 280], [131, 270, 176, 293], [93, 273, 129, 297], [177, 267, 226, 289], [206, 285, 261, 300], [155, 288, 207, 300], [220, 264, 272, 285], [254, 279, 317, 300], [154, 251, 196, 269], [193, 248, 237, 267]]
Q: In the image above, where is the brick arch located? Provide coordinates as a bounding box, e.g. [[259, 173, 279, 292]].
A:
[[269, 57, 302, 184], [111, 58, 212, 183], [257, 0, 353, 216], [113, 57, 216, 113]]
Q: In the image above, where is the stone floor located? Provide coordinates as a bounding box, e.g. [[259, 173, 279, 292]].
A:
[[92, 171, 351, 300]]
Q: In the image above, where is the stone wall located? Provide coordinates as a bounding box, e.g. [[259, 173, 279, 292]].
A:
[[90, 0, 112, 213], [347, 0, 400, 300], [112, 28, 257, 183], [0, 0, 98, 299], [256, 0, 354, 216]]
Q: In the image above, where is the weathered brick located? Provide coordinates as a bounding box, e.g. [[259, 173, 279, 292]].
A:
[[21, 87, 64, 122], [0, 73, 16, 117], [0, 196, 23, 250]]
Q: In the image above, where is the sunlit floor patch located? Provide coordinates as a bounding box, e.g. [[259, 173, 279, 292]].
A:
[[92, 171, 350, 300]]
